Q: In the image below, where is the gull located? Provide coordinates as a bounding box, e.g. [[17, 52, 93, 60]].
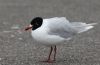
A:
[[25, 17, 97, 63]]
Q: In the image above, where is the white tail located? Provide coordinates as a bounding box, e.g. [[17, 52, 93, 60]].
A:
[[71, 22, 97, 33]]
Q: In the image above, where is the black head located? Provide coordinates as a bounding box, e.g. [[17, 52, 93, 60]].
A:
[[30, 17, 43, 30]]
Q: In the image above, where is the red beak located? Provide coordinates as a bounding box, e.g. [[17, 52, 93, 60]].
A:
[[25, 24, 32, 31]]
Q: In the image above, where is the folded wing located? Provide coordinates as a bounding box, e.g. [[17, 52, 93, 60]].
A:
[[46, 17, 97, 40]]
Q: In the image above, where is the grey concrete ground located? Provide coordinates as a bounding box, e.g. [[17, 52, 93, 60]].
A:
[[0, 0, 100, 65]]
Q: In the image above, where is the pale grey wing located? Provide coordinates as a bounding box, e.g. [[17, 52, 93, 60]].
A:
[[46, 17, 97, 39], [48, 28, 76, 39], [47, 17, 76, 39]]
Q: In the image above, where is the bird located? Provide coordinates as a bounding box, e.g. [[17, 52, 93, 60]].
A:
[[25, 17, 97, 63]]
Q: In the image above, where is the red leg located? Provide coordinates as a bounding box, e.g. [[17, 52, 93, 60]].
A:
[[53, 45, 57, 61], [41, 46, 53, 63], [47, 46, 53, 61]]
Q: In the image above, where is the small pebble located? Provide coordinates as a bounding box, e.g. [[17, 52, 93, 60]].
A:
[[11, 25, 20, 30], [11, 34, 15, 38], [3, 31, 12, 33], [3, 22, 9, 25], [0, 58, 2, 60], [17, 30, 22, 34], [18, 38, 23, 40]]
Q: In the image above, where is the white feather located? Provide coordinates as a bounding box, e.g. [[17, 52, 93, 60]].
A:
[[70, 22, 97, 33]]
